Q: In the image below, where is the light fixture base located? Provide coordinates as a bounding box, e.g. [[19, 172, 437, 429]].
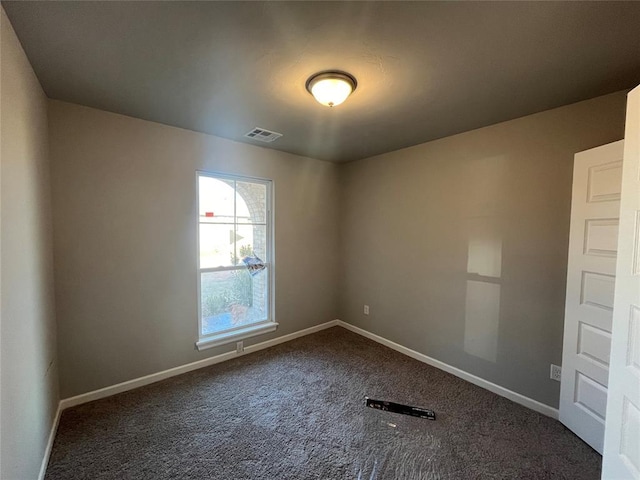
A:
[[306, 71, 357, 107]]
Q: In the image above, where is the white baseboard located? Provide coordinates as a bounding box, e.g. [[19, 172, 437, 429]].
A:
[[38, 402, 62, 480], [336, 320, 559, 419], [59, 320, 339, 410], [57, 318, 557, 417]]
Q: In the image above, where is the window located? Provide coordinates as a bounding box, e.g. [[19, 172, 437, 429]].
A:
[[196, 172, 276, 350]]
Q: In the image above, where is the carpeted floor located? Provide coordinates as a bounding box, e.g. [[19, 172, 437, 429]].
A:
[[45, 327, 601, 479]]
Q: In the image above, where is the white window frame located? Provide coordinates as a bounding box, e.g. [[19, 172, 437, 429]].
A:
[[195, 171, 276, 350]]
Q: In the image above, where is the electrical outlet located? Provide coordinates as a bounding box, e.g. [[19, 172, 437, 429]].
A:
[[364, 305, 370, 315], [236, 341, 244, 353], [550, 364, 562, 382]]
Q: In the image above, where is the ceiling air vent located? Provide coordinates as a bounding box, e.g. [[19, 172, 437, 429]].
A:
[[244, 127, 283, 143]]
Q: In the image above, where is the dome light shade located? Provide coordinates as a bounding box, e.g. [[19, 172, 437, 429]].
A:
[[306, 71, 357, 107]]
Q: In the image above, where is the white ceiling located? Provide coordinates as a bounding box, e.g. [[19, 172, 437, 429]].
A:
[[3, 1, 640, 162]]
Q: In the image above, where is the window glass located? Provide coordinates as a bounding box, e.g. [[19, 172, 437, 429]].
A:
[[197, 173, 273, 342]]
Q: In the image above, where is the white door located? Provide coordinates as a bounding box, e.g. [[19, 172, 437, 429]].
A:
[[602, 85, 640, 479], [560, 140, 624, 453]]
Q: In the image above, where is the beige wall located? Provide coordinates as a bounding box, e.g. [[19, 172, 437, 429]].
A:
[[49, 92, 627, 407], [1, 7, 59, 480], [339, 92, 627, 408], [48, 101, 341, 398]]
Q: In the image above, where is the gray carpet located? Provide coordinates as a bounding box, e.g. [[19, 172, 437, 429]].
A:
[[45, 327, 600, 479]]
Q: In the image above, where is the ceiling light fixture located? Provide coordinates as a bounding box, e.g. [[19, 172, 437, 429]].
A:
[[306, 71, 357, 107]]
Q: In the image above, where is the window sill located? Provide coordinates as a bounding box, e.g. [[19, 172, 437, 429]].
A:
[[195, 322, 279, 351]]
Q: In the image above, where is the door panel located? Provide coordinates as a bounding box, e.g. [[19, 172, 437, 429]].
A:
[[587, 161, 623, 203], [584, 219, 620, 257], [581, 271, 616, 312], [577, 322, 611, 368], [575, 371, 608, 420], [560, 140, 624, 454], [602, 84, 640, 479]]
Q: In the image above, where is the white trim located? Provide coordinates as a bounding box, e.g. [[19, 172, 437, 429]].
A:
[[196, 321, 279, 350], [60, 320, 339, 410], [38, 403, 62, 480], [336, 320, 559, 419]]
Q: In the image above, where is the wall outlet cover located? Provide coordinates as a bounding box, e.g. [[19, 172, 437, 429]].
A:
[[550, 364, 562, 382]]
